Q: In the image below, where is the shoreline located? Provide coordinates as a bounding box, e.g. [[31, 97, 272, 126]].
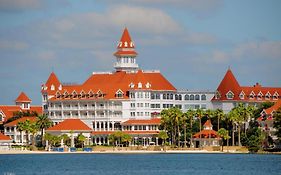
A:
[[0, 149, 249, 155]]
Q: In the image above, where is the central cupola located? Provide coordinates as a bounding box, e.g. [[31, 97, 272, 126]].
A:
[[114, 28, 139, 73]]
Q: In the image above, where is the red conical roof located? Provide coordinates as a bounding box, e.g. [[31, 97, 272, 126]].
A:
[[15, 92, 31, 102], [45, 72, 61, 88], [117, 28, 135, 49], [214, 68, 241, 100], [203, 120, 213, 128]]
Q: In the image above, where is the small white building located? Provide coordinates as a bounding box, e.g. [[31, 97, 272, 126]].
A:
[[0, 132, 12, 150]]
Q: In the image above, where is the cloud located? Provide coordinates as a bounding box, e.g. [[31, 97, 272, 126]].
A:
[[37, 50, 56, 61], [102, 0, 224, 17], [0, 40, 29, 50]]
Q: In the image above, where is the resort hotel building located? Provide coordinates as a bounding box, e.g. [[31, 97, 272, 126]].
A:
[[41, 28, 214, 145]]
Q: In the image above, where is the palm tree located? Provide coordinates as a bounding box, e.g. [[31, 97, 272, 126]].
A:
[[181, 112, 188, 147], [214, 109, 224, 130], [218, 128, 230, 152], [36, 114, 52, 146], [158, 130, 168, 146], [236, 103, 255, 134], [185, 109, 195, 148], [195, 108, 204, 147], [77, 133, 86, 148], [44, 133, 53, 151], [60, 134, 70, 146], [122, 133, 132, 147], [17, 122, 25, 145], [228, 109, 238, 146], [21, 120, 31, 146], [29, 122, 39, 150]]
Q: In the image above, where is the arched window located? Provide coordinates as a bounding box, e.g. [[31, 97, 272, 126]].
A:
[[116, 89, 123, 98], [170, 94, 173, 100], [185, 95, 189, 100], [175, 94, 179, 100], [179, 95, 182, 100], [201, 94, 206, 100], [195, 94, 200, 100], [190, 95, 194, 100]]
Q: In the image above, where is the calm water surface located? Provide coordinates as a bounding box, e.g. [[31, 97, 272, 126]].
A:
[[0, 153, 280, 175]]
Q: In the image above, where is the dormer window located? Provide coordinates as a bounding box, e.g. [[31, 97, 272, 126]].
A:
[[226, 91, 234, 99], [129, 83, 135, 88], [273, 92, 279, 100], [97, 90, 103, 98], [80, 91, 86, 98], [58, 84, 62, 90], [116, 89, 124, 98], [89, 90, 94, 98], [249, 91, 255, 99], [215, 91, 221, 99], [72, 91, 77, 98], [56, 92, 61, 98], [64, 91, 69, 98], [239, 91, 245, 99], [138, 82, 142, 88], [145, 82, 151, 88], [265, 92, 271, 100], [257, 91, 263, 100], [51, 84, 55, 91]]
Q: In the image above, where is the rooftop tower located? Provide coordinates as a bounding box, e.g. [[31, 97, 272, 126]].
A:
[[114, 28, 138, 73]]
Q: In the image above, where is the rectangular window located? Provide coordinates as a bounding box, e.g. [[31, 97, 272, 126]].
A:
[[130, 103, 135, 108]]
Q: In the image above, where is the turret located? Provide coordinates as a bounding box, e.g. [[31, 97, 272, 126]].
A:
[[114, 28, 139, 72]]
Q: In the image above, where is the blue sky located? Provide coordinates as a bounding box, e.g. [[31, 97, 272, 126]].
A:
[[0, 0, 280, 105]]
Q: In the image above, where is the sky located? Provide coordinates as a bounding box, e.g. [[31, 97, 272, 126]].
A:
[[0, 0, 281, 105]]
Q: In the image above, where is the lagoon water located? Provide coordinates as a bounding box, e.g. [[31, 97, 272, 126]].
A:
[[0, 153, 281, 175]]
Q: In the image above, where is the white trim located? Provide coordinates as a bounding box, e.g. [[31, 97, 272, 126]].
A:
[[226, 90, 234, 99]]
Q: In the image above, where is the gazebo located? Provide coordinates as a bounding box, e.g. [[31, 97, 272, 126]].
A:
[[193, 120, 221, 148]]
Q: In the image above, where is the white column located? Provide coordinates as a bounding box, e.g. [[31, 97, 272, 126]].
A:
[[156, 137, 159, 146], [112, 121, 115, 131], [61, 138, 64, 147], [13, 127, 17, 143]]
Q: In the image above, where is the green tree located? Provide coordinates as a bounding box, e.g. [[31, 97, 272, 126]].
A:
[[77, 133, 86, 148], [218, 128, 230, 152], [60, 134, 70, 146], [122, 133, 132, 147], [17, 121, 25, 144], [185, 109, 195, 148], [214, 109, 224, 131], [195, 108, 204, 147], [273, 107, 281, 140], [228, 109, 239, 146], [36, 114, 52, 146], [158, 130, 168, 146], [29, 122, 39, 150]]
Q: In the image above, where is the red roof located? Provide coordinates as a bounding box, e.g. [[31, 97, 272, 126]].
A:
[[114, 50, 137, 56], [213, 68, 281, 102], [0, 105, 42, 123], [47, 119, 92, 131], [92, 130, 159, 136], [15, 92, 31, 102], [203, 120, 213, 128], [117, 28, 135, 49], [4, 117, 37, 127], [42, 72, 61, 95], [0, 132, 11, 141], [48, 70, 176, 101], [121, 118, 161, 125], [263, 100, 281, 115], [193, 130, 219, 138]]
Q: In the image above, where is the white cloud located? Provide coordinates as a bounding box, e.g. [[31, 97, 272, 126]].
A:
[[37, 50, 56, 61], [102, 0, 223, 17]]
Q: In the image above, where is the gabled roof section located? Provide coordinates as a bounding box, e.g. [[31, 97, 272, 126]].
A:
[[213, 68, 241, 101], [203, 120, 213, 128], [4, 117, 37, 127], [15, 92, 31, 103], [47, 119, 92, 131], [45, 72, 61, 90], [263, 100, 281, 115]]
